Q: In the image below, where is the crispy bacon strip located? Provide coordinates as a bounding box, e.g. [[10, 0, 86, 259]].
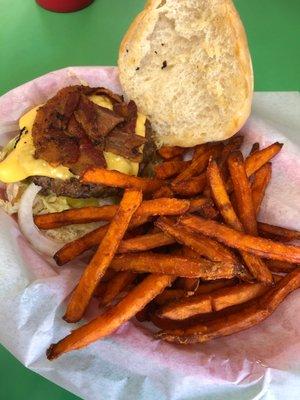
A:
[[105, 129, 146, 162]]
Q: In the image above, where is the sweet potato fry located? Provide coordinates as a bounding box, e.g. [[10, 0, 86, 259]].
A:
[[118, 232, 175, 253], [158, 277, 281, 320], [226, 142, 283, 192], [47, 274, 175, 359], [207, 159, 242, 230], [189, 197, 219, 219], [54, 224, 108, 266], [188, 197, 212, 211], [154, 160, 190, 179], [155, 217, 236, 262], [173, 143, 223, 184], [266, 260, 298, 273], [36, 198, 189, 229], [244, 142, 283, 177], [54, 216, 150, 266], [176, 278, 199, 292], [93, 282, 107, 298], [156, 269, 300, 344], [150, 313, 202, 331], [195, 279, 237, 295], [192, 143, 211, 161], [168, 156, 182, 162], [159, 294, 213, 318], [82, 168, 162, 193], [218, 135, 244, 180], [152, 186, 174, 199], [35, 206, 117, 229], [154, 301, 249, 329], [100, 271, 136, 306], [63, 189, 142, 323], [251, 163, 272, 215], [208, 159, 273, 283], [171, 173, 207, 197], [158, 146, 185, 160], [154, 289, 193, 306], [110, 252, 240, 279], [240, 253, 272, 283], [258, 222, 300, 242], [99, 268, 116, 282], [134, 198, 190, 217], [181, 246, 203, 259], [179, 249, 257, 282], [180, 215, 300, 264], [228, 151, 259, 235], [94, 270, 118, 298], [135, 305, 151, 322]]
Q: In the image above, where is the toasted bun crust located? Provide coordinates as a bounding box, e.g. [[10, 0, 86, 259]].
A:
[[118, 0, 253, 147]]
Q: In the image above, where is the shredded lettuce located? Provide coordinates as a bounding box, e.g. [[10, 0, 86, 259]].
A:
[[34, 194, 70, 214], [46, 221, 102, 243], [0, 180, 116, 244]]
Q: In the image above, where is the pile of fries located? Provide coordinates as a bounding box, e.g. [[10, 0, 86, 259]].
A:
[[40, 135, 300, 359]]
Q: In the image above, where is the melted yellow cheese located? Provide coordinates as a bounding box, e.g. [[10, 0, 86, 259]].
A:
[[89, 95, 113, 110], [0, 96, 146, 183]]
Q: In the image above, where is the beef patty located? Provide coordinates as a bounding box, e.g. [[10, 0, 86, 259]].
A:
[[32, 176, 119, 199]]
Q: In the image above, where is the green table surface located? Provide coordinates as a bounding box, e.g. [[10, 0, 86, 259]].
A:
[[0, 0, 299, 399]]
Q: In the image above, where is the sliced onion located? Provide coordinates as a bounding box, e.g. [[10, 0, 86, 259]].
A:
[[0, 122, 19, 147], [0, 121, 19, 136], [6, 183, 20, 202], [18, 183, 62, 257]]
